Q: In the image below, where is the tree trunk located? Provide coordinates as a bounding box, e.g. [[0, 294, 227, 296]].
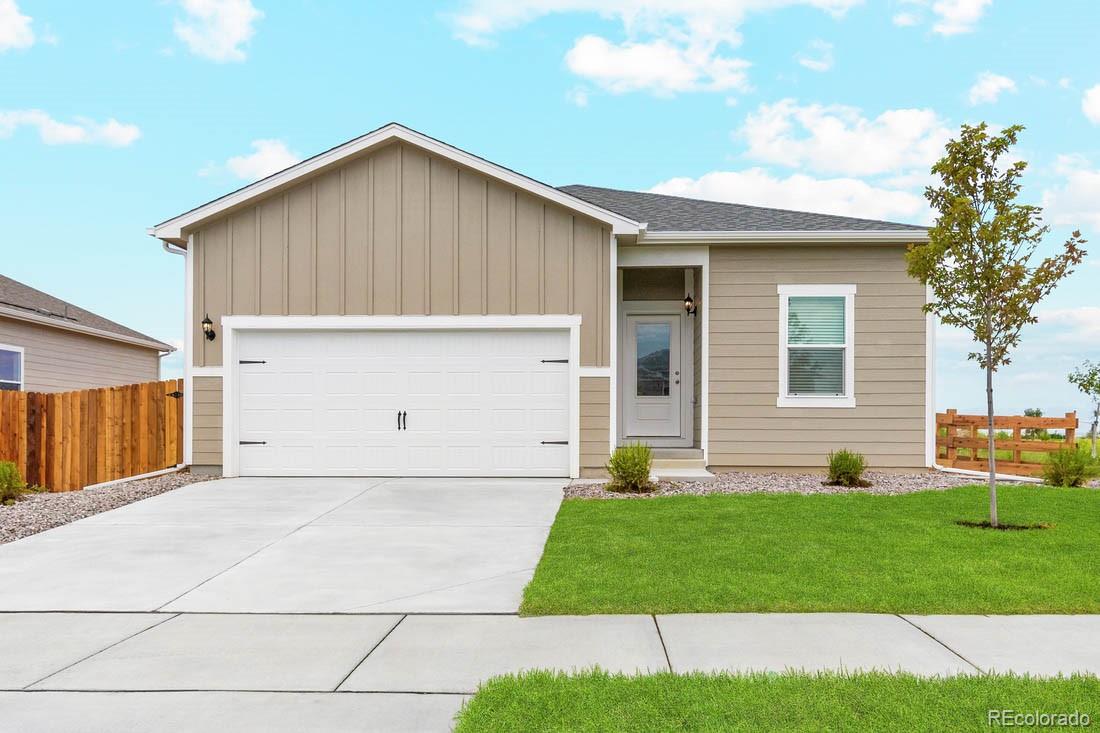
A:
[[1091, 403, 1098, 460], [986, 350, 998, 528]]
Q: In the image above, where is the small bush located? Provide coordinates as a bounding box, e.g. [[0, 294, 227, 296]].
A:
[[606, 443, 654, 493], [0, 461, 27, 505], [826, 449, 870, 487], [1042, 448, 1100, 487]]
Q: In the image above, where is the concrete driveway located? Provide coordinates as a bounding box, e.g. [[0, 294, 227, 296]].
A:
[[0, 477, 565, 613]]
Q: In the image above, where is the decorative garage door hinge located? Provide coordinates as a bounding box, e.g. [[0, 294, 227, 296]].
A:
[[239, 440, 267, 445], [239, 359, 266, 364], [540, 358, 568, 363], [540, 440, 568, 445]]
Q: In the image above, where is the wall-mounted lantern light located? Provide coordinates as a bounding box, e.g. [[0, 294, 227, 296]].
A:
[[683, 294, 697, 315], [201, 314, 216, 341]]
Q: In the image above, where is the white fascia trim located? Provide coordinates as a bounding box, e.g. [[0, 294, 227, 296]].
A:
[[219, 314, 583, 479], [777, 284, 856, 409], [638, 230, 929, 244], [220, 314, 582, 330], [0, 304, 174, 352], [925, 285, 937, 468], [618, 245, 709, 268], [151, 124, 640, 242]]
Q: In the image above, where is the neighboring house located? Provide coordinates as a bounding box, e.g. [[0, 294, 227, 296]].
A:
[[150, 123, 933, 479], [0, 274, 174, 392]]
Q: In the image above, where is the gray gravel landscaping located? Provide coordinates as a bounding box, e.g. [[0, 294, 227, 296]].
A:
[[566, 470, 1035, 500], [0, 471, 214, 545]]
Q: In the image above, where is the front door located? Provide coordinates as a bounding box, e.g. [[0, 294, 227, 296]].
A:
[[624, 314, 682, 437]]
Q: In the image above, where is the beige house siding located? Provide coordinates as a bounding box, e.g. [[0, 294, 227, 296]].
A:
[[708, 245, 926, 469], [192, 376, 223, 467], [191, 141, 611, 369], [0, 316, 160, 393], [580, 376, 610, 476]]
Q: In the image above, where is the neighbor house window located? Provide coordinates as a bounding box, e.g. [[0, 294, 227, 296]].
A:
[[0, 344, 23, 391], [777, 285, 855, 408]]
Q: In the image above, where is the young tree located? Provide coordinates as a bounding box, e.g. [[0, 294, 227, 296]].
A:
[[1068, 361, 1100, 459], [906, 124, 1086, 527]]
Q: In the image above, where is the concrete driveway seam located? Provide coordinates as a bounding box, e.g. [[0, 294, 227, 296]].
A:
[[338, 568, 536, 613], [23, 613, 181, 690], [333, 615, 407, 692], [152, 479, 399, 612]]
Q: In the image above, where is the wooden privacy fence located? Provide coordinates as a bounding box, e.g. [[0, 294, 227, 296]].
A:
[[0, 379, 183, 492], [936, 408, 1077, 477]]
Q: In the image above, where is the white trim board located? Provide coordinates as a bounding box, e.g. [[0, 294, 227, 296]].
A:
[[219, 315, 583, 479], [151, 123, 640, 243], [638, 230, 929, 244]]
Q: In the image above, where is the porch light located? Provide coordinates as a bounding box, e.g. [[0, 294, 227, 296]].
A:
[[683, 294, 697, 315], [201, 314, 216, 341]]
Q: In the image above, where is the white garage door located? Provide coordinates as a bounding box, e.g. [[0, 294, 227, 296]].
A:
[[234, 329, 571, 477]]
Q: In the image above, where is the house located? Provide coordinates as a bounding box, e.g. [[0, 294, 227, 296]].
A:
[[150, 123, 933, 479], [0, 274, 174, 393]]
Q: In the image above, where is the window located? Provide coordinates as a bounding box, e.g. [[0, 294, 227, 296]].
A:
[[777, 285, 855, 408], [635, 322, 671, 397], [0, 344, 23, 391]]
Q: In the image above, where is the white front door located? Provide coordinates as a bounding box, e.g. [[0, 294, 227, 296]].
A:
[[624, 314, 682, 437], [234, 328, 571, 477]]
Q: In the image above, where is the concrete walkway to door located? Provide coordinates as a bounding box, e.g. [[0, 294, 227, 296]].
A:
[[0, 477, 565, 613]]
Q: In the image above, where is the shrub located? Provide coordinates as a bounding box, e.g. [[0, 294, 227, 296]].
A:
[[1041, 448, 1100, 487], [606, 443, 654, 493], [0, 461, 26, 505], [826, 449, 870, 487]]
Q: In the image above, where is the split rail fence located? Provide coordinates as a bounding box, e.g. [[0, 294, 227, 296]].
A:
[[0, 379, 183, 492], [936, 408, 1077, 477]]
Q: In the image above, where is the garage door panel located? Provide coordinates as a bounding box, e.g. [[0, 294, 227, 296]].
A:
[[235, 328, 571, 477]]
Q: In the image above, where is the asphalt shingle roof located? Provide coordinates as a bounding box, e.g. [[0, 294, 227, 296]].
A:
[[558, 184, 928, 233], [0, 274, 172, 350]]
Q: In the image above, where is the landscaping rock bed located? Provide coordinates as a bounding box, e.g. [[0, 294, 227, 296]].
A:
[[0, 470, 214, 545], [566, 470, 1035, 500]]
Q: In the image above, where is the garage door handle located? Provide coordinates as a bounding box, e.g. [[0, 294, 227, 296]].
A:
[[397, 411, 407, 431]]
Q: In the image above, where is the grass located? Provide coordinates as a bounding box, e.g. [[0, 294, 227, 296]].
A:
[[454, 670, 1100, 733], [520, 485, 1100, 615]]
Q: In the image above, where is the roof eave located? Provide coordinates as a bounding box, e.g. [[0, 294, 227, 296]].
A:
[[636, 229, 930, 244], [150, 123, 641, 244], [0, 304, 175, 352]]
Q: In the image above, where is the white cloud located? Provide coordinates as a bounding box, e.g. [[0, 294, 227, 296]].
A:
[[1041, 154, 1100, 230], [0, 110, 140, 146], [1082, 84, 1100, 124], [1038, 306, 1100, 342], [796, 39, 833, 72], [0, 0, 33, 51], [565, 34, 749, 95], [649, 168, 929, 222], [565, 86, 589, 107], [738, 99, 952, 177], [174, 0, 262, 62], [1057, 77, 1071, 89], [967, 71, 1016, 105], [448, 1, 861, 96], [894, 0, 991, 36], [202, 139, 300, 181]]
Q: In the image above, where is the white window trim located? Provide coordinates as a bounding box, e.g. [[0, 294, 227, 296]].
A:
[[0, 342, 24, 391], [777, 284, 856, 409]]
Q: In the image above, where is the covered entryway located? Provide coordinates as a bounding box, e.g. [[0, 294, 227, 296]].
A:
[[228, 320, 576, 477]]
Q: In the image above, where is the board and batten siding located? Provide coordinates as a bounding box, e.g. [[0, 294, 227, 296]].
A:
[[192, 376, 223, 467], [580, 376, 610, 476], [0, 316, 160, 393], [188, 141, 612, 470], [707, 245, 927, 469]]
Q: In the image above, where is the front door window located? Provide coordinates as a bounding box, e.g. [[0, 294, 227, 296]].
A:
[[635, 322, 671, 397]]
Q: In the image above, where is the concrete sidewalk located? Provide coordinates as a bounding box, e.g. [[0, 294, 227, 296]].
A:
[[1, 611, 1097, 732]]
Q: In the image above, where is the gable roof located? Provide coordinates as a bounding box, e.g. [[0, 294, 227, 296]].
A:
[[559, 185, 929, 237], [150, 123, 641, 244], [0, 274, 173, 352]]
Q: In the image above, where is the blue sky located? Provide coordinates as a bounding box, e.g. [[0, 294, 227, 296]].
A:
[[2, 0, 1098, 419]]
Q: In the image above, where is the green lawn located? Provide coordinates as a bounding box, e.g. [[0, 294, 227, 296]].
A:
[[521, 485, 1100, 615], [454, 670, 1100, 733]]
